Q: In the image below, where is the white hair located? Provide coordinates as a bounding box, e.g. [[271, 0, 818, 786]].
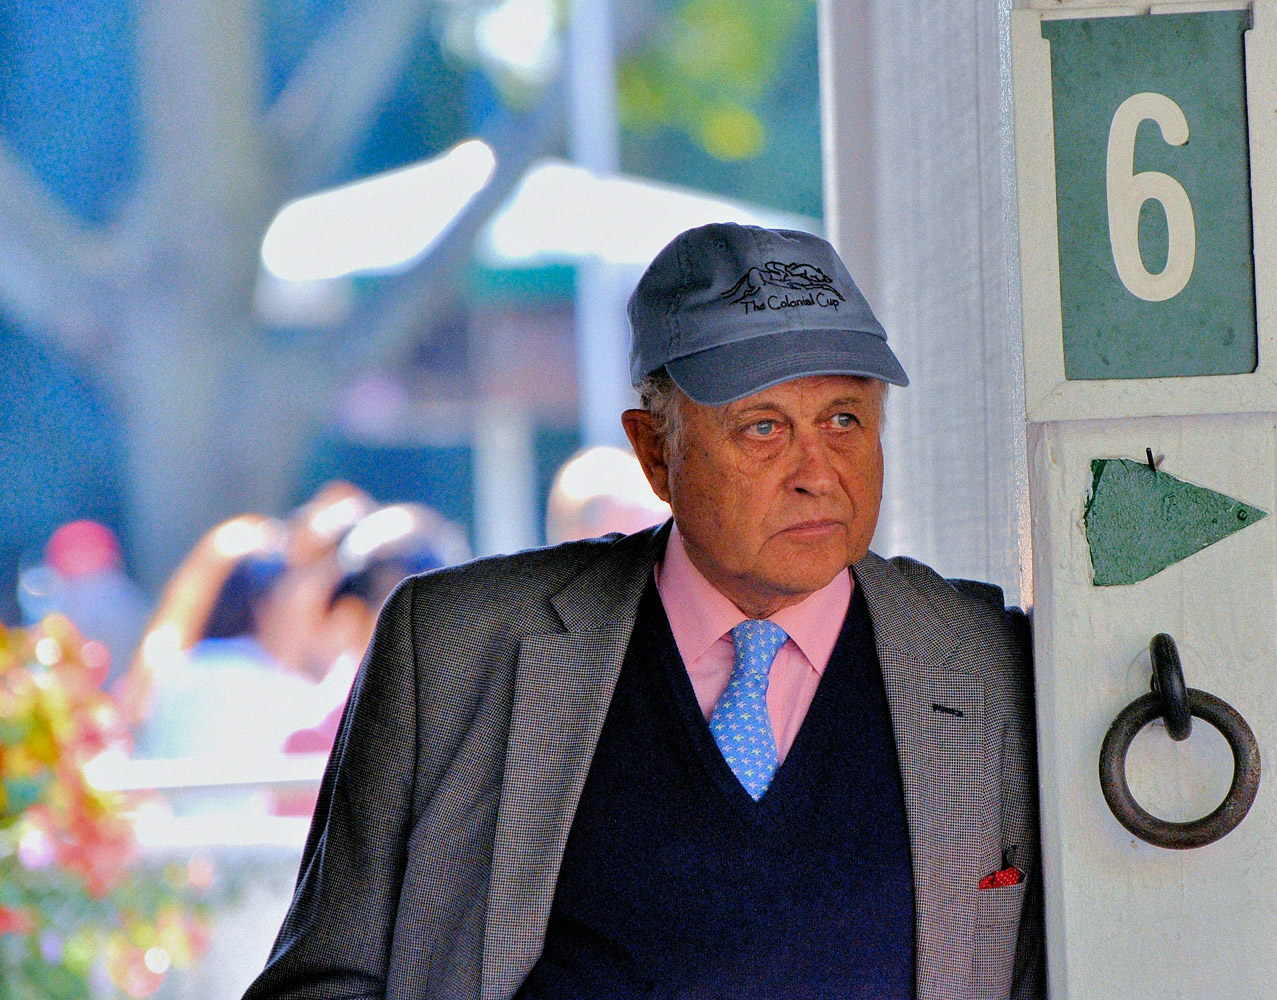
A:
[[636, 368, 685, 448]]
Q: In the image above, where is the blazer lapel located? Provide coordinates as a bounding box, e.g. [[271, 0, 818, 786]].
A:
[[855, 553, 984, 1000], [481, 525, 669, 1000]]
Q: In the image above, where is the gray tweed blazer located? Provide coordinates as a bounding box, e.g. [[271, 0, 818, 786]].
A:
[[244, 523, 1043, 1000]]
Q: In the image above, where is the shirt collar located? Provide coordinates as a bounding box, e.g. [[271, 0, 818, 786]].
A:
[[655, 523, 852, 673]]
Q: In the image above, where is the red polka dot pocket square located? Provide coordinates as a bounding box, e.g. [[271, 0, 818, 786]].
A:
[[978, 865, 1024, 890]]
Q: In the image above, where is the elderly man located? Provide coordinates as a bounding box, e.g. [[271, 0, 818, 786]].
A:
[[244, 223, 1042, 1000]]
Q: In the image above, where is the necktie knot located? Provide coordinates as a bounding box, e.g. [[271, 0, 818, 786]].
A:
[[729, 619, 789, 678]]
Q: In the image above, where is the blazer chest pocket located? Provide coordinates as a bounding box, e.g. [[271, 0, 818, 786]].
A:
[[972, 879, 1027, 1000]]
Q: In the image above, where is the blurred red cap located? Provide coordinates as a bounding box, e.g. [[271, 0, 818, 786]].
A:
[[45, 520, 122, 578]]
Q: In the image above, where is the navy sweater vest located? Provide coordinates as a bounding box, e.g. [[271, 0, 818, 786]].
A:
[[515, 581, 916, 999]]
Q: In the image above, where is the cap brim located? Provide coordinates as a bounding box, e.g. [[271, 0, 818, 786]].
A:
[[665, 328, 909, 406]]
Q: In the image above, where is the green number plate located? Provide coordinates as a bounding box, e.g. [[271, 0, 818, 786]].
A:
[[1043, 11, 1256, 380]]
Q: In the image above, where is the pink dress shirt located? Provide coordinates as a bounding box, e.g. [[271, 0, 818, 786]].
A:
[[654, 524, 852, 762]]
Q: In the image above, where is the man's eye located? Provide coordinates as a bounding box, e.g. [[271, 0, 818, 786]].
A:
[[831, 412, 858, 428], [750, 419, 777, 436]]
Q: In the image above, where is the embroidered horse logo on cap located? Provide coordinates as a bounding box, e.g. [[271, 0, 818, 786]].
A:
[[721, 261, 845, 311]]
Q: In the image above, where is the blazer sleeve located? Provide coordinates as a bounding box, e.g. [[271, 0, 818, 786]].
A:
[[242, 579, 420, 1000], [952, 581, 1045, 1000]]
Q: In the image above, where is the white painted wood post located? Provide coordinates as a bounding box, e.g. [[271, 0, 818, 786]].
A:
[[1011, 2, 1277, 995]]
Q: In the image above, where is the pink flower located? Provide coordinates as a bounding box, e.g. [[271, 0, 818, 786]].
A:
[[0, 906, 33, 936]]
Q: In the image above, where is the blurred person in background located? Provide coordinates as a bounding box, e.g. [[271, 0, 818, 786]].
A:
[[17, 519, 149, 691], [118, 514, 276, 729], [281, 502, 471, 758], [545, 445, 671, 545], [258, 481, 378, 685], [119, 484, 374, 732], [134, 526, 329, 763], [286, 481, 377, 569], [126, 516, 326, 762]]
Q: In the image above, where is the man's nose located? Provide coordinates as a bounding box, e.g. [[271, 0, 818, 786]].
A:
[[788, 430, 838, 495]]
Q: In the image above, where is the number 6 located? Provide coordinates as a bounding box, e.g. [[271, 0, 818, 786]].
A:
[[1106, 92, 1196, 302]]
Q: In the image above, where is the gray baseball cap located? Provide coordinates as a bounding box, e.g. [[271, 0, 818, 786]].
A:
[[627, 222, 908, 405]]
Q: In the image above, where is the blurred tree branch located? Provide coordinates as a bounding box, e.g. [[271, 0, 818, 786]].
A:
[[345, 0, 661, 370], [346, 78, 567, 370], [267, 0, 438, 198], [0, 140, 113, 356]]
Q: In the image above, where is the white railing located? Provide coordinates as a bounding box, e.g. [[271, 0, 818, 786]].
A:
[[85, 750, 329, 791], [84, 750, 330, 848]]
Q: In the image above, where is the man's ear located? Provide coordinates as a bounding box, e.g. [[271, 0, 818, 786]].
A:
[[621, 408, 671, 503]]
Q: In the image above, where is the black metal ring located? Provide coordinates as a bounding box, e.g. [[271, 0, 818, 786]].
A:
[[1099, 688, 1261, 849], [1150, 632, 1191, 741]]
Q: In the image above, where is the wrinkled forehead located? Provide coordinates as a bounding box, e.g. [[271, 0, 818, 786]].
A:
[[699, 373, 888, 417]]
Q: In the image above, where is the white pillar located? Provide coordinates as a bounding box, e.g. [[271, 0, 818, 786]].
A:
[[472, 402, 538, 555], [818, 0, 1029, 602], [568, 0, 633, 448]]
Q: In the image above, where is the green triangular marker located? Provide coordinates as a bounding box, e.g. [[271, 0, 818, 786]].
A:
[[1084, 458, 1267, 586]]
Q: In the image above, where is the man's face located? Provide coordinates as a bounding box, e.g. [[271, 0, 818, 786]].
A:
[[624, 374, 885, 618]]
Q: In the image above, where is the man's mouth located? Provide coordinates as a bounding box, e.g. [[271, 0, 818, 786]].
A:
[[777, 520, 842, 538]]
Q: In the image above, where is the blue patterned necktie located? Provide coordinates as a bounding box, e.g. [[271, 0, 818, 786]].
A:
[[709, 619, 789, 800]]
